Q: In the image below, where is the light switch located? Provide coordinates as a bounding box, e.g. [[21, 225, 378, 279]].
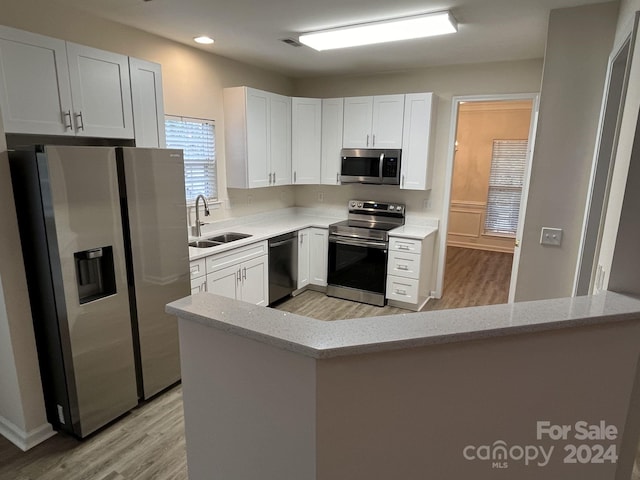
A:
[[540, 227, 563, 246]]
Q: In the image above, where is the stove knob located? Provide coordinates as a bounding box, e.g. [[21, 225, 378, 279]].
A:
[[388, 205, 395, 211], [350, 201, 356, 207], [357, 202, 363, 208]]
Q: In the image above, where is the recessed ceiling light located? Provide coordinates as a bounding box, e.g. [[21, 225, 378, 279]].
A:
[[299, 11, 457, 51], [194, 36, 215, 45]]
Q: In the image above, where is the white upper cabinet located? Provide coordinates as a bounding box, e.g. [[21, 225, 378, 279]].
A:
[[66, 43, 134, 138], [400, 93, 437, 191], [0, 26, 134, 139], [0, 26, 74, 136], [246, 88, 271, 188], [343, 96, 373, 148], [321, 98, 344, 185], [342, 94, 405, 148], [129, 57, 166, 147], [372, 95, 405, 148], [269, 93, 292, 186], [292, 97, 321, 185], [224, 86, 292, 189]]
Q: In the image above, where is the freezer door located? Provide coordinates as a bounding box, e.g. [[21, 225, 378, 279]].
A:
[[120, 147, 190, 398], [43, 145, 138, 437]]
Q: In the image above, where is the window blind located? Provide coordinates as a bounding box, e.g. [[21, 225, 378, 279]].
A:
[[165, 116, 217, 202], [484, 139, 528, 236]]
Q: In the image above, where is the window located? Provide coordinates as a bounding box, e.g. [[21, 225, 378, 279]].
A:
[[484, 139, 528, 236], [165, 116, 217, 203]]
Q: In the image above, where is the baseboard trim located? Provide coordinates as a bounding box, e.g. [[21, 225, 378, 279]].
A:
[[0, 415, 56, 451], [447, 240, 514, 254]]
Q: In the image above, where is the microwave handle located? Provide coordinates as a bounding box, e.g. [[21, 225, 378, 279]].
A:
[[379, 152, 385, 183]]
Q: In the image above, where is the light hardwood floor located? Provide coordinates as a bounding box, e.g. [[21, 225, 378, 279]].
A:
[[0, 386, 187, 480]]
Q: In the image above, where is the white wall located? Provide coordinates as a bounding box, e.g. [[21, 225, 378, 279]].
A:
[[514, 2, 619, 301], [0, 114, 54, 450], [598, 2, 640, 292]]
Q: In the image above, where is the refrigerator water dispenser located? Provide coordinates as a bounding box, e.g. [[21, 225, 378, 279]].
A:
[[74, 246, 116, 304]]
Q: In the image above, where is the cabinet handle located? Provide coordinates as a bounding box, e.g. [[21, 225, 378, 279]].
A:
[[336, 173, 340, 184], [75, 111, 84, 131], [237, 269, 241, 283], [366, 134, 370, 147], [401, 174, 405, 188], [242, 267, 246, 281], [396, 289, 407, 295], [294, 171, 297, 183], [62, 110, 72, 130], [399, 245, 410, 250], [372, 134, 376, 147], [300, 235, 303, 245], [398, 265, 409, 270], [273, 172, 276, 184]]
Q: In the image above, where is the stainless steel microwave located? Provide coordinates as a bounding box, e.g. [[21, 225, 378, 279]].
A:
[[340, 148, 401, 185]]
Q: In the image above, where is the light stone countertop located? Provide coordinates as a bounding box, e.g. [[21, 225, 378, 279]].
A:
[[188, 208, 439, 261], [188, 212, 343, 261], [166, 291, 640, 359]]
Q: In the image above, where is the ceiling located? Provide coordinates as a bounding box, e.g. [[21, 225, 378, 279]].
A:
[[52, 0, 609, 78]]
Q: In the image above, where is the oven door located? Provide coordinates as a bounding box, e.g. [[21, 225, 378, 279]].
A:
[[327, 236, 388, 306]]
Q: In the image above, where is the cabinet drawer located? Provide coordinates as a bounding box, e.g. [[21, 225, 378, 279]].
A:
[[190, 276, 207, 294], [190, 258, 207, 280], [387, 251, 420, 279], [389, 237, 422, 254], [386, 276, 419, 303], [206, 240, 268, 273]]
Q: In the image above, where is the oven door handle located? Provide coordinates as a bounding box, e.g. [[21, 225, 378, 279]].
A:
[[329, 236, 388, 250], [379, 152, 385, 183]]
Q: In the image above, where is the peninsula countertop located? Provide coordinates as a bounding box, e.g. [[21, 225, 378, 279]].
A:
[[166, 291, 640, 359]]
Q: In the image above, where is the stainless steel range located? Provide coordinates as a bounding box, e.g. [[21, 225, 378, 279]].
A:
[[327, 200, 406, 306]]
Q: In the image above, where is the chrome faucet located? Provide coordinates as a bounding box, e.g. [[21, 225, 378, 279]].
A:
[[193, 195, 210, 237]]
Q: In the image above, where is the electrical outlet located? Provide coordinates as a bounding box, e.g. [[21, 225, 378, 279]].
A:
[[540, 227, 563, 246], [318, 192, 324, 202]]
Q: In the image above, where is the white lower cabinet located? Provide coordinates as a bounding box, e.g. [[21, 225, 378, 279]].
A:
[[386, 234, 435, 311], [190, 258, 207, 294], [309, 228, 328, 286], [204, 241, 269, 306], [297, 227, 328, 290], [298, 229, 310, 289]]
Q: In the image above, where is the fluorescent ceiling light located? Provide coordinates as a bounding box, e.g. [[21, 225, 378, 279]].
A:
[[298, 11, 457, 51], [194, 36, 215, 45]]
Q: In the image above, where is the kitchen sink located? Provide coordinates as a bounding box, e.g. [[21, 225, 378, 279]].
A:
[[188, 240, 222, 248], [188, 232, 252, 249], [206, 232, 252, 243]]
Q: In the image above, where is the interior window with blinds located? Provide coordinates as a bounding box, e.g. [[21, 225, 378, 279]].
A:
[[484, 139, 528, 236], [165, 116, 217, 203]]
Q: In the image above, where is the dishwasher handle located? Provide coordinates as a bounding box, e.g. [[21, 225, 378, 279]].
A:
[[269, 238, 296, 248]]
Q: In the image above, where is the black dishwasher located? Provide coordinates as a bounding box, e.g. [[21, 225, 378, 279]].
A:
[[268, 231, 298, 305]]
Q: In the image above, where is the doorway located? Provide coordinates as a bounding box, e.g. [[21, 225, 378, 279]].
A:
[[574, 29, 634, 295], [436, 94, 539, 306]]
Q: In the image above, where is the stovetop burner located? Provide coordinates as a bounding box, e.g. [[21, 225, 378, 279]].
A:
[[329, 199, 406, 242]]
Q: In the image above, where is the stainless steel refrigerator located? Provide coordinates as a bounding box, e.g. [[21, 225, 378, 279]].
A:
[[9, 145, 189, 438]]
